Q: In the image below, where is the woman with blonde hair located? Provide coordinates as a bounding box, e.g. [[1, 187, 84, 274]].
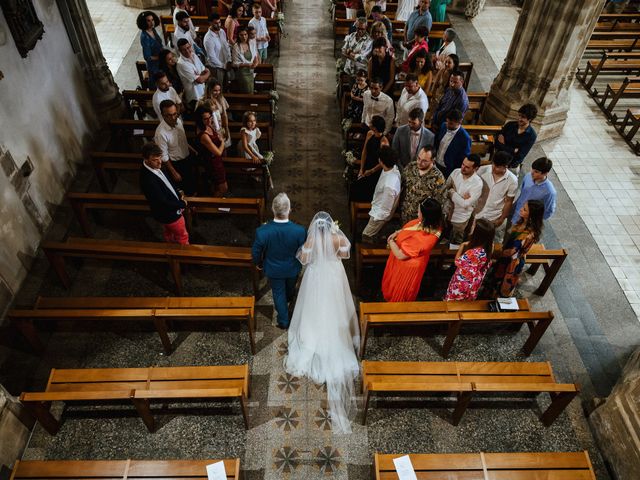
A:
[[199, 79, 231, 148]]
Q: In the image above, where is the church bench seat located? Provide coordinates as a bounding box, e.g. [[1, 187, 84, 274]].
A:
[[10, 459, 242, 480], [40, 237, 259, 297], [595, 76, 640, 117], [121, 90, 275, 125], [20, 365, 250, 434], [355, 243, 567, 297], [586, 30, 640, 51], [89, 151, 269, 199], [373, 451, 596, 480], [8, 296, 257, 355], [358, 299, 554, 357], [577, 51, 640, 92], [361, 360, 579, 426], [66, 192, 265, 237], [108, 118, 273, 151]]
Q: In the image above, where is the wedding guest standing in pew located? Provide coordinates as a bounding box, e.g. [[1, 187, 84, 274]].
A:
[[474, 151, 518, 243], [140, 142, 189, 245], [404, 50, 434, 92], [368, 38, 395, 95], [232, 27, 259, 94], [445, 154, 483, 246], [396, 73, 429, 127], [155, 99, 198, 195], [511, 157, 557, 225], [494, 103, 538, 176], [342, 17, 372, 77], [392, 107, 435, 169], [401, 26, 430, 73], [152, 71, 183, 119], [249, 3, 270, 63], [362, 146, 402, 243], [492, 199, 545, 297], [199, 79, 232, 149], [159, 49, 184, 95], [427, 53, 459, 123], [399, 146, 446, 226], [176, 38, 210, 110], [434, 28, 457, 69], [351, 116, 389, 202], [137, 11, 164, 86], [204, 13, 232, 87], [346, 70, 369, 122], [404, 0, 432, 48], [444, 218, 494, 301], [382, 198, 443, 302], [434, 109, 471, 177], [195, 104, 229, 197], [362, 78, 394, 134], [371, 6, 393, 43], [174, 11, 205, 59], [432, 69, 468, 128], [225, 2, 244, 46]]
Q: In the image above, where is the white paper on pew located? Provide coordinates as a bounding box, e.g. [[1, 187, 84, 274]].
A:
[[206, 461, 227, 480], [497, 297, 519, 311], [393, 455, 418, 480], [218, 208, 231, 212], [133, 129, 144, 136], [449, 243, 460, 250]]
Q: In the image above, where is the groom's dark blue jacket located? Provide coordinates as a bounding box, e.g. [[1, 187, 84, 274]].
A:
[[252, 220, 306, 278]]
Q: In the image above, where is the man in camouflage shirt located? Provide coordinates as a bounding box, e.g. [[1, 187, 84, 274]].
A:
[[400, 146, 447, 225]]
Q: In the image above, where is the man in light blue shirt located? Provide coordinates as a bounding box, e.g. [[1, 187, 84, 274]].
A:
[[405, 0, 433, 44], [512, 157, 557, 223]]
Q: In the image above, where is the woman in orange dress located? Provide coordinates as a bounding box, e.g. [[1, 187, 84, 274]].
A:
[[382, 198, 443, 302]]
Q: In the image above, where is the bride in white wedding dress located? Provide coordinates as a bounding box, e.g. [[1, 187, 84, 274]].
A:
[[396, 0, 418, 22], [284, 212, 360, 433]]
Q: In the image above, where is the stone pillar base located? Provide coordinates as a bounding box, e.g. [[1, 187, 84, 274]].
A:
[[121, 0, 170, 8]]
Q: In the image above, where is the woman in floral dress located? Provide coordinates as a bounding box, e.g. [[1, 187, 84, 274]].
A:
[[444, 219, 495, 301]]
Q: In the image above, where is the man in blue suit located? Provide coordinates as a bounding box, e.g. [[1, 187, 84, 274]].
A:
[[252, 193, 306, 329], [434, 109, 472, 178]]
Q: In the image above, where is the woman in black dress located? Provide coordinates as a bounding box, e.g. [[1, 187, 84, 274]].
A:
[[368, 37, 395, 95], [350, 115, 389, 202]]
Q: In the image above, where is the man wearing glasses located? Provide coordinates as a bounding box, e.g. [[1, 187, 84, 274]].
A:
[[154, 99, 198, 195], [341, 17, 372, 76]]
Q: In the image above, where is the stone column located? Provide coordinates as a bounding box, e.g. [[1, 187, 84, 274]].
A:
[[66, 0, 123, 122], [481, 0, 606, 140]]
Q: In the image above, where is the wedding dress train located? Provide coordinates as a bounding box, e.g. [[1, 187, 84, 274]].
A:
[[284, 212, 360, 433]]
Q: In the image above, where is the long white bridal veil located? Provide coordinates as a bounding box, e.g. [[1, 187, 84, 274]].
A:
[[285, 211, 360, 433]]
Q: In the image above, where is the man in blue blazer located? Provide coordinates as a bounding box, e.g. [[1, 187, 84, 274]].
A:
[[252, 193, 306, 329], [391, 107, 435, 169], [433, 109, 472, 178]]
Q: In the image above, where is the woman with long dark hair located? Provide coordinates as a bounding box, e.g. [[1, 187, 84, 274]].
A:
[[158, 49, 184, 94], [407, 49, 434, 92], [382, 198, 443, 302], [137, 11, 164, 82], [232, 27, 259, 93], [195, 104, 228, 196], [225, 1, 245, 45], [493, 199, 544, 296], [444, 218, 495, 301]]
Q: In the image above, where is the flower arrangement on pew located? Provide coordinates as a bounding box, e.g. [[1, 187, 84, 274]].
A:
[[263, 151, 275, 189], [341, 117, 352, 133], [342, 149, 358, 185], [270, 90, 279, 120], [277, 12, 286, 36]]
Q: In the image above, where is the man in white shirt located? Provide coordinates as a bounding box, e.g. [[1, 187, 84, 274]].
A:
[[152, 72, 183, 119], [363, 146, 402, 242], [173, 11, 205, 58], [176, 38, 210, 107], [475, 151, 518, 242], [445, 154, 483, 246], [154, 99, 197, 195], [395, 73, 428, 126], [249, 3, 270, 62], [204, 13, 232, 86], [361, 78, 394, 135], [173, 0, 196, 36]]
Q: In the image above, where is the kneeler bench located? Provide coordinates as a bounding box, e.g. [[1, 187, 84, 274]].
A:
[[361, 360, 579, 426], [10, 459, 242, 480], [373, 451, 596, 480], [41, 237, 258, 297], [8, 296, 257, 355], [355, 243, 567, 296], [20, 364, 250, 434], [359, 299, 553, 357]]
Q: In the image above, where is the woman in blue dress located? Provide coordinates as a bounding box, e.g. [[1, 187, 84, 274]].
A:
[[137, 11, 164, 86]]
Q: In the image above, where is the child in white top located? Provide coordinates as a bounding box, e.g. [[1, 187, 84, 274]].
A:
[[240, 111, 263, 164]]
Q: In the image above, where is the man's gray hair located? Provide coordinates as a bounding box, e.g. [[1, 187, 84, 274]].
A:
[[444, 28, 456, 41], [272, 192, 291, 219]]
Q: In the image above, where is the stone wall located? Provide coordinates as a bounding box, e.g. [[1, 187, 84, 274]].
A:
[[0, 385, 32, 469], [589, 347, 640, 480], [0, 0, 97, 318]]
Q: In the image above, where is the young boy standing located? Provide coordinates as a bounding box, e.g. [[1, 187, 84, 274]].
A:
[[249, 3, 270, 62]]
